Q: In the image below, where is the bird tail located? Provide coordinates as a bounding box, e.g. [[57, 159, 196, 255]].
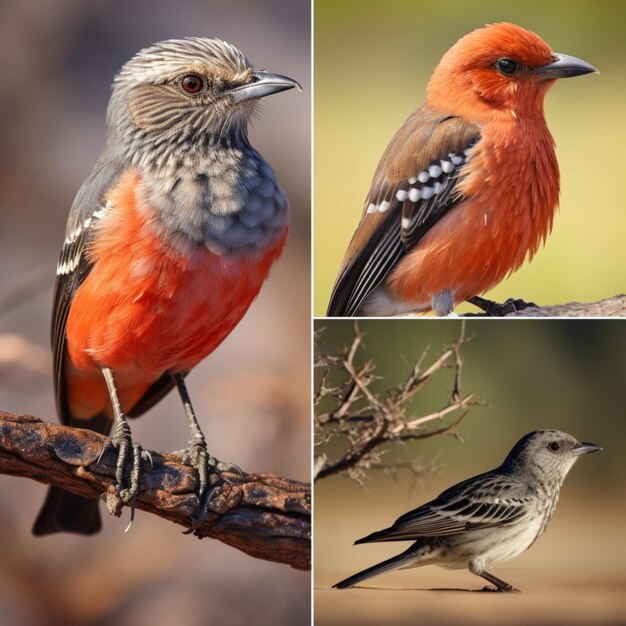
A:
[[32, 487, 101, 536], [355, 527, 397, 544], [32, 413, 110, 536], [333, 545, 420, 589]]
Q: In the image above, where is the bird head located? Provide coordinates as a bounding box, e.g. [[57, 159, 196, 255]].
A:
[[427, 23, 597, 122], [504, 429, 601, 483], [105, 38, 300, 169]]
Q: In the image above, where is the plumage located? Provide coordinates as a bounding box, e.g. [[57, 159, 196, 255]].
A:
[[334, 429, 601, 591], [327, 23, 597, 317], [33, 38, 299, 535]]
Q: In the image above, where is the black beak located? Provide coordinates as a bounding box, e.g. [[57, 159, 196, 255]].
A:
[[573, 441, 603, 455], [535, 53, 598, 79], [226, 70, 301, 102]]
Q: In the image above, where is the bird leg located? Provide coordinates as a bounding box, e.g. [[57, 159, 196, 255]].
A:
[[100, 367, 150, 527], [467, 295, 537, 317], [469, 566, 520, 592], [172, 372, 242, 529], [431, 289, 455, 316]]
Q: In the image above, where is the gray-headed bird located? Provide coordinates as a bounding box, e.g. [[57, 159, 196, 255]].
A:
[[334, 430, 601, 592], [33, 38, 300, 536]]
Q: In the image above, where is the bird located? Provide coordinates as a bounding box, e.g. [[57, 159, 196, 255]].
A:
[[32, 38, 300, 536], [333, 429, 601, 592], [327, 23, 598, 317]]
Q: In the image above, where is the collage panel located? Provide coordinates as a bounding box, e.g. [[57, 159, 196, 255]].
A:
[[0, 1, 310, 625], [315, 0, 626, 318], [314, 319, 626, 624]]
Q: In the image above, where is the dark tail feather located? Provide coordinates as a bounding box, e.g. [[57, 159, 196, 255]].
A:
[[32, 413, 109, 536], [354, 527, 395, 544], [32, 487, 101, 536], [333, 550, 414, 589]]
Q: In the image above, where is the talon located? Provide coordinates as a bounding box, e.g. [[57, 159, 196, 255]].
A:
[[219, 461, 244, 479], [468, 295, 537, 317], [142, 449, 154, 469]]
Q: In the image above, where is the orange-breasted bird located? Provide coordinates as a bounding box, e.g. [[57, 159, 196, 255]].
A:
[[33, 38, 300, 535], [327, 23, 597, 317]]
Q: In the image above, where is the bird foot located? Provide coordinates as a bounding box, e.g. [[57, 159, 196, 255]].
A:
[[481, 584, 521, 593], [173, 441, 243, 532], [98, 437, 151, 529], [468, 296, 537, 317]]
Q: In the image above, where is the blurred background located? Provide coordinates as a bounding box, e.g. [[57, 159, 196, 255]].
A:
[[0, 1, 310, 625], [314, 0, 626, 315], [314, 319, 626, 625]]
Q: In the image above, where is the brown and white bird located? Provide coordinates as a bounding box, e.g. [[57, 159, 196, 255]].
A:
[[334, 430, 601, 592]]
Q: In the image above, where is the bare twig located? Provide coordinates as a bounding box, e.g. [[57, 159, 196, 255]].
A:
[[0, 412, 310, 570], [314, 321, 484, 482]]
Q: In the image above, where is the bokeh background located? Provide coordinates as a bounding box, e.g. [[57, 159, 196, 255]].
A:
[[0, 1, 310, 625], [314, 0, 626, 315], [315, 319, 626, 625]]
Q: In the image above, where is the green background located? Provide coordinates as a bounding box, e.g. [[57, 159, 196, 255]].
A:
[[315, 319, 625, 481], [314, 0, 626, 315], [315, 319, 626, 622]]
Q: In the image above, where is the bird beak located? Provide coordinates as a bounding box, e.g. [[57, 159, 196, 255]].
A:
[[572, 441, 603, 455], [226, 70, 302, 102], [535, 53, 598, 79]]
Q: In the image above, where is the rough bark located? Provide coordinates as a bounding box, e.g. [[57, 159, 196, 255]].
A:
[[467, 295, 626, 317], [0, 412, 310, 570]]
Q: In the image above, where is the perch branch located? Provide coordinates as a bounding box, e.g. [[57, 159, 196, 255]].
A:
[[0, 412, 310, 570], [465, 294, 626, 317]]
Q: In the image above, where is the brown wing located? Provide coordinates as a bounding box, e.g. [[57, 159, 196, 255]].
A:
[[327, 105, 480, 317]]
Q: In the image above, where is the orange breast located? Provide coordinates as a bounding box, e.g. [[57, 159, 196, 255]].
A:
[[64, 170, 287, 419], [388, 121, 559, 310]]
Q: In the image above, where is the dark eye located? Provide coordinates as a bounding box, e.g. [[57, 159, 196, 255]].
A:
[[496, 58, 518, 75], [181, 74, 204, 94], [548, 442, 560, 452]]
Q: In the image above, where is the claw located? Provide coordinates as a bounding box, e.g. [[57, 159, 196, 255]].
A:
[[468, 295, 537, 317]]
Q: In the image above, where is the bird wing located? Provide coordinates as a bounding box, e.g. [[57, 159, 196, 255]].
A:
[[327, 106, 480, 316], [52, 160, 126, 424], [53, 160, 184, 424], [355, 473, 534, 543]]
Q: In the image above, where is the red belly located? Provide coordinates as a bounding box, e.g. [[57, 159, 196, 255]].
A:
[[64, 170, 287, 419]]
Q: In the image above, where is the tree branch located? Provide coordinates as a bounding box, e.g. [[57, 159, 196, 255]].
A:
[[314, 321, 484, 483], [0, 412, 310, 571], [465, 294, 626, 317]]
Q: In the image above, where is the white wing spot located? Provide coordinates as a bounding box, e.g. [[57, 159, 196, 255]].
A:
[[401, 217, 411, 229], [441, 159, 454, 174], [429, 164, 442, 178], [378, 200, 390, 213], [396, 189, 408, 202], [417, 171, 430, 184], [408, 187, 420, 202], [56, 255, 81, 276], [366, 202, 376, 214], [421, 186, 434, 200]]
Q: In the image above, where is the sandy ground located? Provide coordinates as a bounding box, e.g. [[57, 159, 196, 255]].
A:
[[315, 491, 626, 626], [316, 573, 626, 626]]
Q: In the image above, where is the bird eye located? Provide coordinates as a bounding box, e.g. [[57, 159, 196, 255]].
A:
[[496, 58, 518, 75], [181, 74, 204, 94], [548, 442, 560, 452]]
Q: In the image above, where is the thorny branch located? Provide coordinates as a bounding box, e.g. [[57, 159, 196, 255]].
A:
[[0, 412, 310, 570], [314, 321, 484, 483]]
